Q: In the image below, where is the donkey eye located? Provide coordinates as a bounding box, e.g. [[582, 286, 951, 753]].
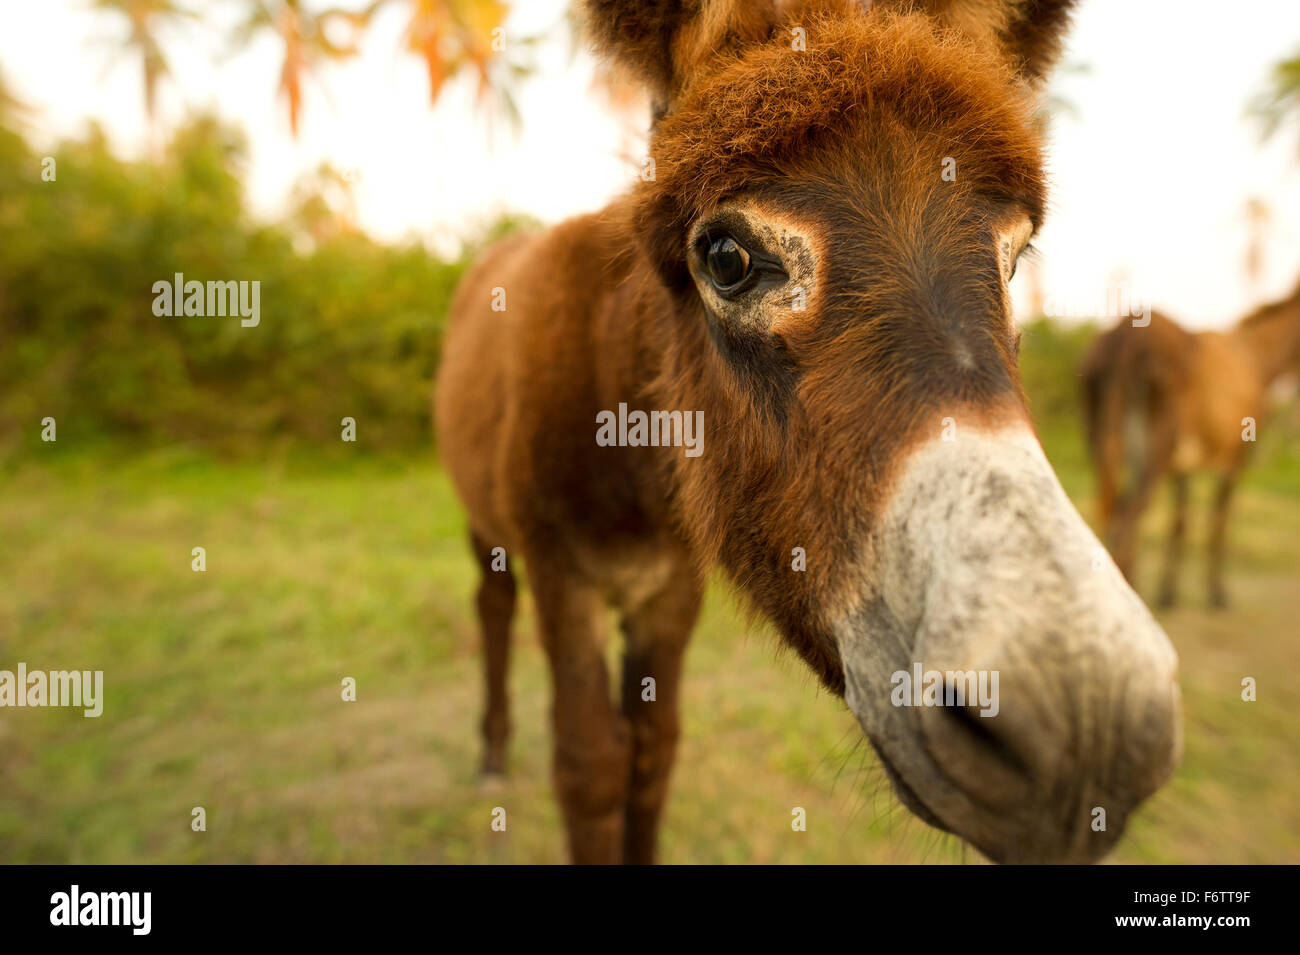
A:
[[706, 236, 751, 289]]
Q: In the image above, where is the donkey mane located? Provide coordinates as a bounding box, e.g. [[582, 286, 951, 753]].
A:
[[587, 0, 1080, 106], [1234, 274, 1300, 385], [630, 11, 1049, 283], [1237, 275, 1300, 329]]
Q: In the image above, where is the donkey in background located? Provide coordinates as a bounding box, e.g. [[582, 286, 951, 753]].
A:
[[1083, 281, 1300, 608], [436, 0, 1182, 864]]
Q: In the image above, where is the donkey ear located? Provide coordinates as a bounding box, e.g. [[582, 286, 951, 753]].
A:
[[583, 0, 780, 111], [884, 0, 1080, 83], [999, 0, 1080, 82]]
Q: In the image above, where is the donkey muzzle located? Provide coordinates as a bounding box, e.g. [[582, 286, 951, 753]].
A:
[[836, 425, 1182, 863]]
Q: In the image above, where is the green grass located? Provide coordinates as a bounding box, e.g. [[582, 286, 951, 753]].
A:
[[1, 435, 1297, 864]]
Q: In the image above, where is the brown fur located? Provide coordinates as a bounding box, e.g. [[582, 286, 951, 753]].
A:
[[1082, 282, 1300, 607], [436, 0, 1079, 863]]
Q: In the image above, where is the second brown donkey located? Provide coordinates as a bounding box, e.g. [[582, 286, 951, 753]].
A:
[[435, 0, 1182, 865], [1082, 283, 1300, 608]]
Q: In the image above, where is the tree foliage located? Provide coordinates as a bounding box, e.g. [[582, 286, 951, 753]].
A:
[[1250, 48, 1300, 154]]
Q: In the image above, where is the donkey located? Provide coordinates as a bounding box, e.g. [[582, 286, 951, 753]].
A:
[[1083, 282, 1300, 608], [435, 0, 1182, 865]]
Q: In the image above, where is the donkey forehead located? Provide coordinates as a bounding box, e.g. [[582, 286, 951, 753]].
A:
[[645, 13, 1046, 230]]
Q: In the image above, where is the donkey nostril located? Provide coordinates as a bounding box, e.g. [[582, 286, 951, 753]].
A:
[[937, 699, 1033, 781], [915, 667, 1052, 808]]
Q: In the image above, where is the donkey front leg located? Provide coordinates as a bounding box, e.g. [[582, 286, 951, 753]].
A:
[[470, 531, 516, 779], [619, 564, 702, 865], [531, 571, 631, 864]]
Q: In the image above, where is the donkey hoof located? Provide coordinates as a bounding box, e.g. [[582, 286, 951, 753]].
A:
[[478, 770, 508, 793], [1209, 592, 1231, 611]]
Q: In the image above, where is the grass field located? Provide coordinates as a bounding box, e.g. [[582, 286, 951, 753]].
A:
[[1, 419, 1298, 864]]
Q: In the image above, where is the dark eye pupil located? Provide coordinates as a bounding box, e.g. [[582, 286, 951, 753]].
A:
[[707, 237, 749, 287]]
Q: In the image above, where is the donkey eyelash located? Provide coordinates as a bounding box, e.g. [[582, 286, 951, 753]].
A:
[[1007, 241, 1038, 281]]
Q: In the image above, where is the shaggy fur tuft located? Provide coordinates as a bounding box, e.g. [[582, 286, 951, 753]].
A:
[[635, 9, 1046, 287]]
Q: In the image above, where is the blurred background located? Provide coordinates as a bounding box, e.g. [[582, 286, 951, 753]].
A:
[[0, 0, 1296, 863]]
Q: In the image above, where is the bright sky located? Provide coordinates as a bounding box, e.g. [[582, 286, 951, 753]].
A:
[[3, 0, 1299, 329]]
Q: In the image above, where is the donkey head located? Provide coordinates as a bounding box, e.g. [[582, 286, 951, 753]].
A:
[[587, 0, 1181, 863]]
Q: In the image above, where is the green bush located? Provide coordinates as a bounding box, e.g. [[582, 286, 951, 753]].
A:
[[0, 115, 478, 459]]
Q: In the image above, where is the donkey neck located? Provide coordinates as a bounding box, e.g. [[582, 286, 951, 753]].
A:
[[1234, 285, 1300, 386]]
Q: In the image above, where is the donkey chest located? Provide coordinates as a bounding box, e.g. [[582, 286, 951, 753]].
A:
[[543, 472, 684, 611], [572, 537, 681, 614]]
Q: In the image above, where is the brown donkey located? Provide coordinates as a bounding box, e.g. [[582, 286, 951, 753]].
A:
[[436, 0, 1182, 865], [1083, 283, 1300, 608]]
